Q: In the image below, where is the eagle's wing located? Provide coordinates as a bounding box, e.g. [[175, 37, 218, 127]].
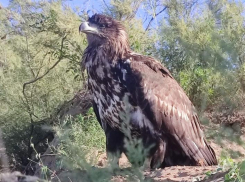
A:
[[119, 55, 217, 166], [92, 101, 103, 129]]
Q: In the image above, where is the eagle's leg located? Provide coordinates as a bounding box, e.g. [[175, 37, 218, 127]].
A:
[[92, 103, 124, 167], [150, 138, 167, 169], [136, 134, 167, 170], [105, 126, 124, 167]]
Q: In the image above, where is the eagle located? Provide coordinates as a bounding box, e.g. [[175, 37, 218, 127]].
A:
[[79, 14, 217, 168]]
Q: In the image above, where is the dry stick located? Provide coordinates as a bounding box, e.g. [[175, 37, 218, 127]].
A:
[[145, 7, 168, 31]]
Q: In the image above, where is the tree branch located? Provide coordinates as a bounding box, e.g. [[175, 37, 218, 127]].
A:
[[145, 6, 167, 31], [22, 34, 67, 96], [22, 34, 67, 161], [102, 0, 110, 12]]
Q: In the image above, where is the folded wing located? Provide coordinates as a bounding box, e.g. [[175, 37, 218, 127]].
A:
[[120, 55, 217, 166]]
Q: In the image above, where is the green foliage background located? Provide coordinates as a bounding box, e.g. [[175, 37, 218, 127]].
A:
[[0, 0, 245, 181]]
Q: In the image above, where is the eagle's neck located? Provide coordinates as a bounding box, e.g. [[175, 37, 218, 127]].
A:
[[83, 39, 131, 70], [106, 39, 131, 60]]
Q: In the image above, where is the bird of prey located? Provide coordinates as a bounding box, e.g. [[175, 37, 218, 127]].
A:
[[79, 14, 217, 168]]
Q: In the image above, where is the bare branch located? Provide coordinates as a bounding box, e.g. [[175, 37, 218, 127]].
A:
[[22, 34, 67, 96], [145, 6, 168, 31], [102, 0, 110, 12], [22, 34, 67, 118]]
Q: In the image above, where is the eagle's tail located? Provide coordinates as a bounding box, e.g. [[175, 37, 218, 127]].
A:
[[198, 140, 217, 166], [160, 137, 217, 167], [181, 138, 218, 166]]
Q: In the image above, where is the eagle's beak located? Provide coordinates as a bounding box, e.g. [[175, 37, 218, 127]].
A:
[[79, 22, 98, 34]]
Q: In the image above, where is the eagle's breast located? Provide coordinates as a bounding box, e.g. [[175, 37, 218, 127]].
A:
[[85, 53, 154, 133], [85, 54, 128, 130]]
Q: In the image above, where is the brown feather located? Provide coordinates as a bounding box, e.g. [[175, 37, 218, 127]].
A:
[[125, 54, 217, 166]]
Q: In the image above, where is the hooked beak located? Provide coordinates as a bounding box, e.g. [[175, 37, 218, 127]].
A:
[[79, 22, 98, 34]]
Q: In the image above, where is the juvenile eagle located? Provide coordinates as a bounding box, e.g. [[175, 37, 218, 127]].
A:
[[79, 14, 217, 168]]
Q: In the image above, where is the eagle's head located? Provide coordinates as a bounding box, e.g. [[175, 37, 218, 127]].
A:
[[79, 14, 129, 57]]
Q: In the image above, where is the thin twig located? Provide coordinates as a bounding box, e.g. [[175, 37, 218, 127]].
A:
[[25, 36, 36, 77], [35, 52, 50, 77], [145, 6, 168, 31], [128, 0, 144, 20], [27, 158, 61, 182], [102, 0, 110, 12], [23, 35, 67, 89]]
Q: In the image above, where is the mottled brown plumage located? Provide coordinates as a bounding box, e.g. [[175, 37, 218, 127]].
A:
[[79, 14, 217, 168]]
